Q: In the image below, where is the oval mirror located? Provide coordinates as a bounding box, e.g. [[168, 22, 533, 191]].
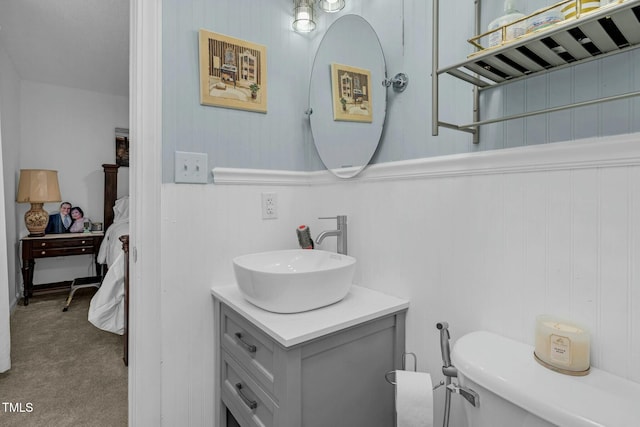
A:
[[309, 15, 386, 179]]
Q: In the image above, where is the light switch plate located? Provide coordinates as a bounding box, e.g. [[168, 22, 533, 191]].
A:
[[175, 151, 208, 184]]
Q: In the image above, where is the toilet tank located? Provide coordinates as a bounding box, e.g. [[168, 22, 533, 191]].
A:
[[451, 331, 640, 427]]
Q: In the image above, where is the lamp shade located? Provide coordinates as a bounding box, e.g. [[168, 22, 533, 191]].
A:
[[17, 169, 61, 203]]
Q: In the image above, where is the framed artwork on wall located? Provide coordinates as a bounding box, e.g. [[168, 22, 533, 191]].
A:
[[330, 63, 372, 123], [115, 128, 129, 167], [198, 29, 267, 113]]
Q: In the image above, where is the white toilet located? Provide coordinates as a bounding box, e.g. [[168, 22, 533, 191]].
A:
[[451, 331, 640, 427]]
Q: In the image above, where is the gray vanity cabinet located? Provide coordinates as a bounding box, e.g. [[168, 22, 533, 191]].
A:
[[213, 290, 407, 427]]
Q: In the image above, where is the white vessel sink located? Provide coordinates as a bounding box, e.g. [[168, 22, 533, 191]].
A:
[[232, 249, 356, 313]]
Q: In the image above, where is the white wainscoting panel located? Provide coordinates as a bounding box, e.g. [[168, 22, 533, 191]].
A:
[[164, 133, 640, 426]]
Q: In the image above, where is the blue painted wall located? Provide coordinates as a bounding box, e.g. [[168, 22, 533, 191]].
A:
[[162, 0, 322, 182], [162, 0, 640, 182]]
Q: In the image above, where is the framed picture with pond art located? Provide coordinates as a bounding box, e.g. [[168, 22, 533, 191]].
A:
[[330, 63, 372, 123], [199, 29, 267, 113]]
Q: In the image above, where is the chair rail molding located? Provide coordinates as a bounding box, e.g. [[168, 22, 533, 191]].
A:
[[212, 132, 640, 186]]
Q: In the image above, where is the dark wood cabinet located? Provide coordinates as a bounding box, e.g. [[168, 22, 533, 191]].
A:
[[20, 232, 104, 305]]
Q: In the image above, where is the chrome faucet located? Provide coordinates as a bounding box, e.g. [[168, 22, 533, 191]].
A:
[[316, 215, 348, 255]]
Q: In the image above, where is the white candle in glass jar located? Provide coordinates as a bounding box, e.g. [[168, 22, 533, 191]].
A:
[[534, 315, 590, 373]]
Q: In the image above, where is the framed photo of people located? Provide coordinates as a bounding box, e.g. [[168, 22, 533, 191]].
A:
[[45, 202, 90, 234], [198, 29, 267, 113]]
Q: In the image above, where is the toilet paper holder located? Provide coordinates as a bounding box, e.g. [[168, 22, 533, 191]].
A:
[[384, 352, 445, 391]]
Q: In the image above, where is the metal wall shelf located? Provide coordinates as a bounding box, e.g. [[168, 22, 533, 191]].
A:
[[432, 0, 640, 141]]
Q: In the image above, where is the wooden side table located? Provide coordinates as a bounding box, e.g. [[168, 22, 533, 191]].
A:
[[20, 232, 104, 305]]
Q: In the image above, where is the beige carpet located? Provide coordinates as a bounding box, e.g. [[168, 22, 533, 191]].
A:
[[0, 289, 127, 426]]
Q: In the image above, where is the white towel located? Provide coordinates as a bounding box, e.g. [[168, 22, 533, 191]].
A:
[[395, 370, 433, 427]]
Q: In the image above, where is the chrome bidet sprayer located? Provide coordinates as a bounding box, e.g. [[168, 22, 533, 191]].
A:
[[436, 322, 479, 427], [437, 322, 453, 370], [437, 322, 459, 377], [437, 321, 456, 427]]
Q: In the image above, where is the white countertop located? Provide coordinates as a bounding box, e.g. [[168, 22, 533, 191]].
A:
[[211, 284, 409, 347]]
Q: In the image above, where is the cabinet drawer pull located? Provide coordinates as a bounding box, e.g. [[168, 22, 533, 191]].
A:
[[41, 243, 46, 247], [235, 383, 257, 410], [82, 248, 86, 252], [234, 332, 257, 353], [41, 251, 46, 255], [81, 240, 86, 244]]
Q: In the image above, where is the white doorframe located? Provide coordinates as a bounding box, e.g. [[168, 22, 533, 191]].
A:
[[0, 110, 12, 373], [129, 0, 163, 424]]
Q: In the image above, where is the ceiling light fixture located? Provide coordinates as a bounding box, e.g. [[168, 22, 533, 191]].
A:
[[293, 0, 316, 33], [318, 0, 345, 13]]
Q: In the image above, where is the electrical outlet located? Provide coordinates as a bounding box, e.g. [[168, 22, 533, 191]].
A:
[[261, 192, 278, 219], [174, 151, 208, 184]]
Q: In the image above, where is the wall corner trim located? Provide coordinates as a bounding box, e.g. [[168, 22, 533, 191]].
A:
[[212, 133, 640, 186]]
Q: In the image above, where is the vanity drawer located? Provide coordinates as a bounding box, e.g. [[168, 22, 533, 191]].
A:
[[221, 306, 277, 397], [221, 349, 278, 427]]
